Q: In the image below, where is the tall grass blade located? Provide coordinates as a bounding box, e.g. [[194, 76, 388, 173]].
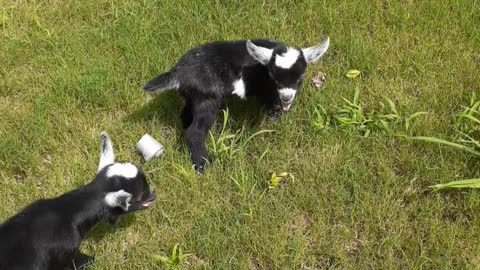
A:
[[353, 86, 360, 106], [242, 129, 275, 146], [430, 178, 480, 191], [457, 113, 480, 125], [405, 111, 428, 131], [383, 96, 398, 116], [407, 136, 480, 157]]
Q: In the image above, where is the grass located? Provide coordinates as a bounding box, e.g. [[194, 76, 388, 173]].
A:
[[1, 0, 480, 269], [152, 243, 192, 269]]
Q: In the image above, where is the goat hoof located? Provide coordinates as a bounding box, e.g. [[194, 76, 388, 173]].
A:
[[71, 253, 95, 270], [268, 110, 283, 120], [193, 156, 211, 173], [195, 164, 205, 173]]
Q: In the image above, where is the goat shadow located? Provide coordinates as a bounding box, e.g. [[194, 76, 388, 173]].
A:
[[86, 214, 137, 243], [69, 181, 137, 244], [126, 91, 269, 135]]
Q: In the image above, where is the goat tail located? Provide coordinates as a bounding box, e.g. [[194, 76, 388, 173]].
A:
[[143, 71, 179, 92]]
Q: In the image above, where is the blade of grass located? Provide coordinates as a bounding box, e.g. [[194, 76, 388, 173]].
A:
[[405, 111, 428, 131], [353, 86, 360, 106], [407, 136, 480, 157], [242, 129, 275, 146], [457, 113, 480, 125], [383, 96, 398, 116], [430, 178, 480, 191]]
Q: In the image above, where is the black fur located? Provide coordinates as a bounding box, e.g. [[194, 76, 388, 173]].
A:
[[0, 134, 156, 270], [144, 38, 329, 171]]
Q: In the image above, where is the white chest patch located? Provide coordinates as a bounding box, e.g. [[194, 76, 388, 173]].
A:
[[106, 163, 138, 179], [275, 48, 300, 69], [232, 78, 246, 99]]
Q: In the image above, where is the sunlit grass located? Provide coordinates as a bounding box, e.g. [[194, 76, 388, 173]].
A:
[[1, 0, 479, 269]]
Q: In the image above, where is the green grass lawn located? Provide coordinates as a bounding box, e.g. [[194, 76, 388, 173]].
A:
[[1, 0, 479, 269]]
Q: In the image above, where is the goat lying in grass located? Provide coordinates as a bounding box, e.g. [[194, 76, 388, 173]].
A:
[[0, 132, 156, 270], [144, 37, 330, 171]]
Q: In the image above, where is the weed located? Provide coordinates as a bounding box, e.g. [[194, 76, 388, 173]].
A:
[[152, 244, 191, 269], [208, 110, 274, 161], [310, 104, 331, 129], [455, 93, 480, 134], [310, 87, 427, 137], [170, 162, 196, 181], [407, 93, 480, 157], [268, 171, 294, 189], [230, 168, 256, 196], [32, 0, 50, 36], [430, 178, 480, 191], [404, 111, 429, 132], [406, 136, 480, 157], [411, 94, 480, 190]]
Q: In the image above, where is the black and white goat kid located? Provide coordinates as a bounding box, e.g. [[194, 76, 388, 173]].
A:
[[144, 37, 330, 171], [0, 132, 156, 270]]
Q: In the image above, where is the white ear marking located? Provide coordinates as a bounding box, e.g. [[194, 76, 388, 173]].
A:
[[106, 163, 138, 179], [98, 132, 115, 172], [246, 40, 273, 65], [105, 190, 132, 211], [275, 48, 300, 69], [302, 37, 330, 64]]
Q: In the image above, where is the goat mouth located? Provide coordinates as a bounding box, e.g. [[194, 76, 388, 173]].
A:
[[282, 103, 292, 111], [142, 193, 157, 207]]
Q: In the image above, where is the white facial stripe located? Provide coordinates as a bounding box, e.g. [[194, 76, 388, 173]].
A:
[[106, 163, 138, 178], [232, 78, 246, 99], [278, 88, 297, 102], [105, 189, 132, 210], [275, 48, 300, 69]]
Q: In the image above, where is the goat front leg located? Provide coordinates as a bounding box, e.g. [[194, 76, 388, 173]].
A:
[[180, 100, 193, 129], [184, 99, 220, 172]]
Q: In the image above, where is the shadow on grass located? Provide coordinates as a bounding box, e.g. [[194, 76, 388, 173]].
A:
[[223, 98, 270, 130], [126, 91, 184, 130], [86, 214, 137, 243], [127, 91, 270, 132]]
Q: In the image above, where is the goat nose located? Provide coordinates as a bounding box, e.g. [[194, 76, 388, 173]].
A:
[[278, 88, 296, 104], [281, 93, 294, 103]]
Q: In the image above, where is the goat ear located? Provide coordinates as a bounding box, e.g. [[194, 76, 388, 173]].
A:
[[246, 40, 273, 65], [302, 37, 330, 64], [105, 190, 132, 211], [97, 132, 115, 172]]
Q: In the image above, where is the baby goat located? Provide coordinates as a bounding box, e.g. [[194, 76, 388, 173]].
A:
[[0, 132, 156, 270], [144, 37, 330, 171]]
